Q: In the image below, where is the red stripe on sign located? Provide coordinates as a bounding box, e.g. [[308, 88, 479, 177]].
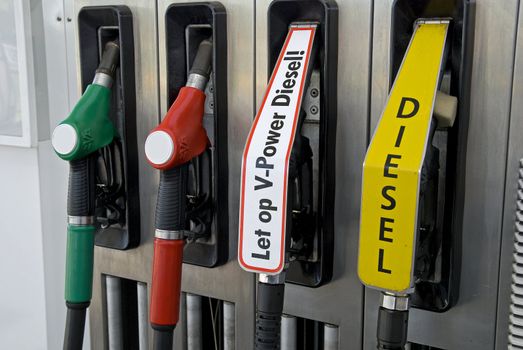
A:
[[238, 27, 316, 273]]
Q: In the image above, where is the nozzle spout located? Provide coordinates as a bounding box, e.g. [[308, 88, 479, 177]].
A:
[[93, 40, 120, 88], [186, 39, 213, 91]]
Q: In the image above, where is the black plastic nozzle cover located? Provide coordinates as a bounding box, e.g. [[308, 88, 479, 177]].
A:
[[255, 282, 285, 350], [377, 307, 409, 349], [96, 40, 120, 77], [189, 39, 212, 79]]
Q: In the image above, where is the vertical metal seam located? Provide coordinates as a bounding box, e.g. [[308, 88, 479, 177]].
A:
[[62, 0, 73, 110], [495, 0, 522, 348], [251, 3, 258, 350], [154, 0, 161, 118], [362, 0, 375, 349]]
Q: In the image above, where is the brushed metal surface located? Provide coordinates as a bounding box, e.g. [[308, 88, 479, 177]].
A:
[[223, 301, 235, 350], [324, 324, 339, 350], [255, 1, 371, 349], [106, 276, 123, 350], [186, 293, 202, 350], [73, 1, 160, 349], [137, 282, 148, 350], [281, 314, 297, 350], [368, 1, 520, 349], [157, 1, 256, 349], [496, 3, 523, 349]]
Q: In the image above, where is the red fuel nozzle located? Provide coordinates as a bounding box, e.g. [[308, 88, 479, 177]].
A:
[[145, 38, 212, 171], [145, 87, 209, 170], [147, 39, 213, 347]]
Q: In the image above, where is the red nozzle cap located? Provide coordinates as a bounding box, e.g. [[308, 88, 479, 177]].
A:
[[145, 87, 209, 170]]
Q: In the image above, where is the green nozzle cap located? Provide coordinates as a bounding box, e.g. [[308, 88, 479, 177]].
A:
[[52, 84, 115, 161]]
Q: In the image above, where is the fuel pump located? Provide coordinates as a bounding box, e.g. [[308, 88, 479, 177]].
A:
[[52, 40, 120, 349], [358, 1, 475, 348], [239, 1, 338, 347], [146, 39, 213, 350]]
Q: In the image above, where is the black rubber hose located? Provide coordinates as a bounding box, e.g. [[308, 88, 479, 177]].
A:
[[377, 307, 409, 349], [155, 165, 188, 231], [153, 327, 174, 350], [67, 157, 95, 216], [63, 302, 89, 350], [255, 282, 285, 349]]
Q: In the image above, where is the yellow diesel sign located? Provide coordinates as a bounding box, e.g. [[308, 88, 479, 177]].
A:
[[358, 22, 449, 292]]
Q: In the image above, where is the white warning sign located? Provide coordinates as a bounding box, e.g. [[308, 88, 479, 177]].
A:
[[238, 26, 316, 274]]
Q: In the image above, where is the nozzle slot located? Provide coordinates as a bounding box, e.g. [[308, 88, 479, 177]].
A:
[[390, 0, 475, 311], [267, 0, 338, 287], [77, 6, 140, 250], [165, 3, 228, 267]]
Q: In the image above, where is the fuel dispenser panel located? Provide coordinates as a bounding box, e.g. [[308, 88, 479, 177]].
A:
[[77, 6, 140, 250], [51, 5, 141, 348], [358, 0, 475, 348], [164, 3, 228, 267], [238, 0, 337, 347], [266, 0, 338, 287], [388, 0, 475, 313], [146, 3, 228, 347]]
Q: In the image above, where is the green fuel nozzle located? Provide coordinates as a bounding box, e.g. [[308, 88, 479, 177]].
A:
[[53, 39, 120, 350], [52, 40, 120, 162]]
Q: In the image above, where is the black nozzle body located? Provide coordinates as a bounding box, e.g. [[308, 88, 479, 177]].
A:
[[96, 40, 120, 77], [255, 282, 285, 349], [377, 307, 409, 349], [189, 39, 213, 79], [67, 157, 96, 217]]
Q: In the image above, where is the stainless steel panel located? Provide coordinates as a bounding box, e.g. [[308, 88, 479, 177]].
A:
[[369, 1, 520, 349], [281, 314, 297, 350], [324, 324, 339, 350], [137, 282, 149, 350], [223, 301, 235, 350], [157, 1, 256, 349], [496, 3, 523, 349], [73, 0, 160, 348], [255, 1, 371, 349], [106, 276, 123, 350], [186, 293, 202, 350]]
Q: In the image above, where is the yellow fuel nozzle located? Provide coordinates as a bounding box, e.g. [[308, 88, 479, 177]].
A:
[[358, 20, 451, 294]]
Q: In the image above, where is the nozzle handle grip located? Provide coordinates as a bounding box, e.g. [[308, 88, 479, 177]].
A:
[[255, 282, 285, 349], [67, 157, 95, 217], [155, 165, 188, 230], [150, 238, 184, 327], [150, 165, 187, 328], [65, 224, 95, 303]]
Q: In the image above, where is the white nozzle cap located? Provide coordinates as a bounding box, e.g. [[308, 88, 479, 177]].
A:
[[145, 130, 175, 166], [52, 124, 78, 155]]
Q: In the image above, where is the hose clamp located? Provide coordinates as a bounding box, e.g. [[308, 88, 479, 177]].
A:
[[259, 272, 287, 285], [92, 72, 114, 89], [186, 73, 208, 91], [381, 292, 409, 311], [68, 216, 95, 225], [155, 229, 186, 240]]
